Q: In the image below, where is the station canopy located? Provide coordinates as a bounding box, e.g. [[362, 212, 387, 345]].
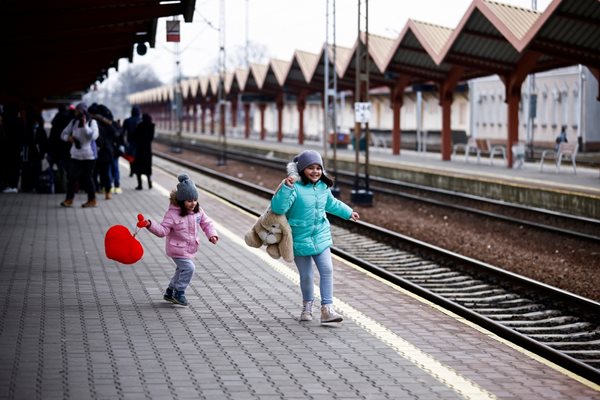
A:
[[0, 0, 195, 106]]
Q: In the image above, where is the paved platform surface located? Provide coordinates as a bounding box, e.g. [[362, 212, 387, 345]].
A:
[[0, 162, 599, 399]]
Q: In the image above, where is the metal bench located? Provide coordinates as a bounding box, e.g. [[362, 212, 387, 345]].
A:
[[539, 142, 579, 174], [451, 131, 470, 160], [459, 138, 506, 165]]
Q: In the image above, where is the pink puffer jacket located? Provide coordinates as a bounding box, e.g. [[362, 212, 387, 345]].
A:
[[148, 202, 218, 259]]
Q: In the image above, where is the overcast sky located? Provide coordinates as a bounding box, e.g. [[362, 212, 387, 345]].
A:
[[106, 0, 553, 87]]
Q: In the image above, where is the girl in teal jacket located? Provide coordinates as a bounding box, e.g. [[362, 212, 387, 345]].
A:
[[271, 150, 359, 323]]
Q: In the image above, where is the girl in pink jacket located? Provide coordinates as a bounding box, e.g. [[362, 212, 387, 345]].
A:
[[138, 174, 218, 306]]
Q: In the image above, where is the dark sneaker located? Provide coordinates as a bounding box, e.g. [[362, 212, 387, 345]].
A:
[[163, 287, 175, 303], [172, 290, 188, 306]]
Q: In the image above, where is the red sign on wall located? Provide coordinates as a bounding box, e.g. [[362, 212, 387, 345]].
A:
[[166, 20, 180, 42]]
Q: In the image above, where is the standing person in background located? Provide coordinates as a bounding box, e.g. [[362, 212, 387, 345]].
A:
[[90, 103, 118, 200], [271, 150, 360, 324], [20, 106, 48, 193], [555, 125, 568, 152], [0, 103, 25, 193], [122, 106, 141, 178], [132, 113, 154, 190], [109, 119, 124, 194], [48, 104, 73, 193], [60, 102, 99, 208]]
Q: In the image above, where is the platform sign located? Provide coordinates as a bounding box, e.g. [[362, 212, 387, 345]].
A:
[[166, 20, 180, 42], [354, 102, 371, 123]]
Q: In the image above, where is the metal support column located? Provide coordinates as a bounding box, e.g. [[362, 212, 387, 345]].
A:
[[351, 0, 373, 206]]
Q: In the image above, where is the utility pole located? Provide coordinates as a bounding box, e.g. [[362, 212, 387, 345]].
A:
[[245, 0, 249, 68], [171, 16, 183, 154], [325, 0, 340, 197], [525, 0, 537, 160], [351, 0, 373, 205], [217, 0, 227, 165]]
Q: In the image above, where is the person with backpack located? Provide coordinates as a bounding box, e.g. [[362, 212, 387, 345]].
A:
[[59, 102, 99, 208], [122, 106, 141, 178]]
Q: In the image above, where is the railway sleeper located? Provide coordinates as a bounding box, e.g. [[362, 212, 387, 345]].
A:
[[418, 280, 485, 289], [581, 360, 600, 368], [499, 316, 582, 327], [514, 322, 596, 334], [449, 293, 521, 303], [360, 256, 423, 263], [470, 304, 546, 314], [355, 243, 390, 251], [383, 263, 444, 271], [376, 257, 439, 271], [409, 275, 477, 284], [374, 261, 435, 269], [528, 330, 600, 342], [360, 250, 409, 258], [484, 309, 564, 321], [472, 297, 535, 306], [391, 261, 438, 268], [459, 299, 530, 308], [424, 284, 492, 293], [560, 350, 600, 361], [385, 267, 453, 276], [432, 289, 507, 297], [543, 341, 600, 351], [401, 271, 463, 280]]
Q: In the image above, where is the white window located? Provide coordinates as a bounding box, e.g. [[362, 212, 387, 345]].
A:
[[519, 92, 526, 127], [475, 93, 483, 127], [480, 92, 487, 127], [496, 91, 503, 127], [561, 84, 569, 127], [540, 86, 548, 127], [551, 87, 560, 127], [571, 83, 578, 129]]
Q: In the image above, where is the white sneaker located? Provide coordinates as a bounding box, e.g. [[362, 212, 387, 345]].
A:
[[2, 187, 17, 193], [321, 304, 343, 323], [300, 300, 313, 321]]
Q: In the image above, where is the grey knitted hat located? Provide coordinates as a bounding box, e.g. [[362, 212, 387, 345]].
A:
[[176, 174, 198, 201], [294, 150, 323, 172], [75, 102, 88, 113]]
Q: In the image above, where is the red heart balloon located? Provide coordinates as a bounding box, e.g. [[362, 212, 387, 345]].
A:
[[105, 225, 144, 264]]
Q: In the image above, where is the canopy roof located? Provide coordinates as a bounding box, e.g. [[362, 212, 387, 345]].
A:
[[128, 0, 600, 105], [0, 0, 194, 106]]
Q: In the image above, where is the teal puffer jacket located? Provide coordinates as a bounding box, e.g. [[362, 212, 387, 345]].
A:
[[271, 180, 353, 257]]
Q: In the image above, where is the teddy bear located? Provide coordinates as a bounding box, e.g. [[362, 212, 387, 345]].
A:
[[244, 206, 294, 262]]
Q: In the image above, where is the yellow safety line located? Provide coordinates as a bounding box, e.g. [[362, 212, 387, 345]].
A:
[[153, 176, 599, 395], [331, 254, 600, 392]]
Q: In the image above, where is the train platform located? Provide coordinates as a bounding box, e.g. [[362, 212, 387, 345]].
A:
[[159, 131, 600, 219], [1, 161, 598, 400]]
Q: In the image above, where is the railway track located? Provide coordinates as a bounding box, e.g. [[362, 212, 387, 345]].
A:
[[156, 138, 600, 243], [154, 150, 600, 385]]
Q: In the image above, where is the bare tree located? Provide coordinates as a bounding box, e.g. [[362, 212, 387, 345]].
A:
[[84, 64, 162, 121], [206, 41, 270, 74]]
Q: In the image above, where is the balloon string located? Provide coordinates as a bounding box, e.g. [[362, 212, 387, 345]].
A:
[[133, 226, 140, 237]]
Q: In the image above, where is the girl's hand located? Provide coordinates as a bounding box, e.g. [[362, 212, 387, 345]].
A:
[[137, 213, 150, 228], [283, 176, 295, 187], [350, 211, 360, 222], [209, 236, 219, 244]]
